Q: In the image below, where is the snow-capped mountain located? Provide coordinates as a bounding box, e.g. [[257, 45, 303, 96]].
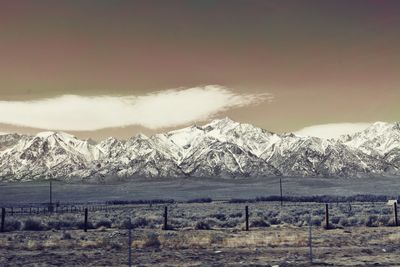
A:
[[0, 118, 399, 181], [0, 132, 103, 180]]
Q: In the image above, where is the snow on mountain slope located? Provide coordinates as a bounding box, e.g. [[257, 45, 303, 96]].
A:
[[155, 117, 280, 163], [340, 122, 400, 171], [341, 122, 400, 156], [0, 119, 399, 181], [0, 132, 103, 181], [90, 134, 183, 178], [0, 133, 30, 152], [179, 137, 280, 178]]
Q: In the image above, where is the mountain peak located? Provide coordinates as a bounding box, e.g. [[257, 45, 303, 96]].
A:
[[1, 119, 400, 180], [35, 131, 75, 140], [205, 117, 239, 129], [360, 121, 399, 135], [135, 133, 149, 140]]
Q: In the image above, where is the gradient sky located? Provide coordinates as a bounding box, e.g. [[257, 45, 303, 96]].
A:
[[0, 0, 399, 140]]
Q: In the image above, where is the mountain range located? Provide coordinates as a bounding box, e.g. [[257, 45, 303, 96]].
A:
[[0, 118, 399, 182]]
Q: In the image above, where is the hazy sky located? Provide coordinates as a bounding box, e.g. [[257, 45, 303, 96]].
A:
[[0, 0, 399, 139]]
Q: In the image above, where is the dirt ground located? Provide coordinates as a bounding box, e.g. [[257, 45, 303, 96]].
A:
[[1, 226, 400, 266]]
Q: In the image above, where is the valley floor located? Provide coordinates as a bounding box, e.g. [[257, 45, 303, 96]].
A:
[[1, 176, 400, 203], [1, 227, 400, 266]]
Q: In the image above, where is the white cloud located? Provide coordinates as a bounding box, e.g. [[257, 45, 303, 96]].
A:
[[0, 85, 271, 131], [294, 122, 372, 139]]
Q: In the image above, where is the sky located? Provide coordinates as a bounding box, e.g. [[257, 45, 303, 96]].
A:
[[0, 0, 399, 140]]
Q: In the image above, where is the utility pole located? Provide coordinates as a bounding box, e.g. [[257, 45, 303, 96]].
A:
[[50, 180, 52, 205], [308, 213, 313, 263], [48, 180, 54, 213], [128, 218, 132, 267]]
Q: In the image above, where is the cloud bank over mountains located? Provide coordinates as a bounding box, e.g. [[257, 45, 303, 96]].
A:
[[294, 123, 373, 139], [0, 85, 271, 131]]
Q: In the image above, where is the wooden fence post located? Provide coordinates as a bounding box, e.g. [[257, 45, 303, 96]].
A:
[[325, 203, 329, 229], [279, 178, 283, 207], [394, 202, 398, 227], [84, 208, 88, 232], [163, 206, 168, 230], [1, 208, 5, 232], [245, 206, 249, 231]]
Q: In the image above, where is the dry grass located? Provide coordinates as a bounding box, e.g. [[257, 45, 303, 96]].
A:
[[79, 237, 108, 249], [386, 232, 400, 243], [1, 227, 400, 266], [26, 240, 44, 250], [131, 228, 308, 250]]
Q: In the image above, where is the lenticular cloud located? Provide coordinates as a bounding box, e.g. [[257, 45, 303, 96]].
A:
[[0, 85, 271, 131], [294, 122, 372, 139]]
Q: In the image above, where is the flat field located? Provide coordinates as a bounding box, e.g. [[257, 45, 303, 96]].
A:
[[1, 177, 400, 266], [1, 176, 400, 203], [1, 201, 400, 266]]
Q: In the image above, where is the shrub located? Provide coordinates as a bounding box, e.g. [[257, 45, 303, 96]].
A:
[[338, 217, 349, 227], [170, 218, 188, 229], [23, 219, 46, 231], [331, 216, 341, 224], [250, 218, 270, 228], [348, 216, 359, 226], [197, 218, 220, 229], [95, 219, 112, 229], [210, 213, 226, 221], [61, 232, 72, 240], [279, 213, 296, 224], [4, 219, 21, 232], [313, 209, 325, 216], [143, 232, 161, 248], [311, 216, 322, 226], [47, 220, 74, 230], [195, 221, 211, 230], [75, 221, 94, 230], [295, 220, 305, 227], [387, 218, 397, 227], [269, 217, 281, 225], [229, 212, 242, 218], [263, 210, 278, 217], [132, 217, 149, 228], [220, 218, 239, 228], [119, 219, 133, 229], [366, 215, 379, 227], [109, 242, 122, 250], [378, 215, 390, 226]]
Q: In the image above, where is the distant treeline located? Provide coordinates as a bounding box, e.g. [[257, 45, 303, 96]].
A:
[[186, 198, 213, 203], [104, 195, 398, 205], [105, 197, 213, 205], [105, 199, 175, 205], [229, 194, 399, 203]]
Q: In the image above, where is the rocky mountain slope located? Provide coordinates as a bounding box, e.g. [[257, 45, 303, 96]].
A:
[[0, 118, 399, 181]]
